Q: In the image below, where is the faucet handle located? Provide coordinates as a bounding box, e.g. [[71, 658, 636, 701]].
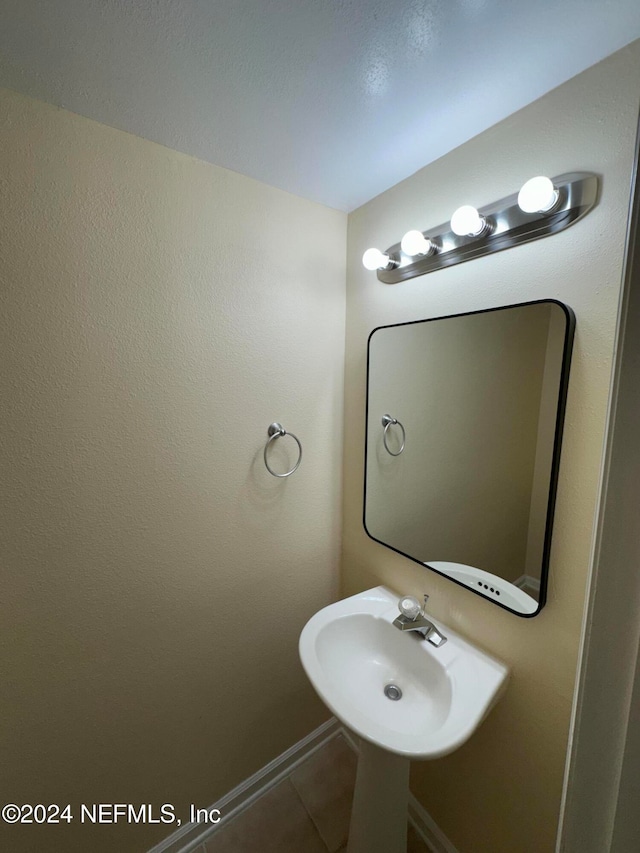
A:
[[398, 595, 423, 621]]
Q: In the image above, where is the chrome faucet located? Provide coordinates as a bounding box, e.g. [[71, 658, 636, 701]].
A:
[[393, 594, 447, 647]]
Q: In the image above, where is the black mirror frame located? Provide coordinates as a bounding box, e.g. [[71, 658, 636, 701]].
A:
[[363, 298, 576, 617]]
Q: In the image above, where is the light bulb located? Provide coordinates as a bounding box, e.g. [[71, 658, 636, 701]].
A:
[[518, 176, 558, 214], [450, 205, 486, 237], [401, 230, 435, 257], [362, 247, 391, 271]]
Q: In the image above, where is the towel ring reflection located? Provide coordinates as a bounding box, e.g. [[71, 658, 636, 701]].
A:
[[264, 422, 303, 477], [382, 414, 405, 456]]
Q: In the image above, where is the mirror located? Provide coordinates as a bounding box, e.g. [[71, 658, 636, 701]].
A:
[[364, 300, 574, 616]]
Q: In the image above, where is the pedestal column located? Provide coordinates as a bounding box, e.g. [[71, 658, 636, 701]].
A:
[[347, 738, 410, 853]]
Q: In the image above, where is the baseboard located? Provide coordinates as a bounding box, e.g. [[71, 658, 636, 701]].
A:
[[147, 716, 458, 853], [146, 717, 341, 853], [514, 574, 540, 594], [408, 792, 461, 853]]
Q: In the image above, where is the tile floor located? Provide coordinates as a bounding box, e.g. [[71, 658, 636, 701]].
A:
[[202, 734, 430, 853]]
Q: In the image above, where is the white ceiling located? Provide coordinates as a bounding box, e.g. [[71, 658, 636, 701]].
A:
[[1, 1, 639, 211]]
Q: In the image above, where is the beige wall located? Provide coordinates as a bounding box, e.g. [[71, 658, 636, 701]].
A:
[[560, 115, 640, 851], [0, 88, 346, 852], [343, 42, 640, 853]]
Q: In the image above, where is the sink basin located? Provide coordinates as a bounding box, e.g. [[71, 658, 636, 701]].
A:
[[299, 586, 509, 760]]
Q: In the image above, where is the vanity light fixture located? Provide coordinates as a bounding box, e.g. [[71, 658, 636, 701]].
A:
[[400, 230, 436, 257], [365, 171, 598, 284], [362, 247, 395, 271]]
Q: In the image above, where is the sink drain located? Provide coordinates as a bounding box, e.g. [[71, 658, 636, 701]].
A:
[[384, 683, 402, 701]]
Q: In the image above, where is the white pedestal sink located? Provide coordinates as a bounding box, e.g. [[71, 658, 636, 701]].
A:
[[299, 586, 509, 853]]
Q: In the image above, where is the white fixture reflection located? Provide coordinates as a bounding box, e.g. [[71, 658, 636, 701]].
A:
[[518, 175, 559, 213], [426, 561, 538, 614], [400, 230, 436, 257], [362, 247, 393, 271], [450, 205, 489, 237]]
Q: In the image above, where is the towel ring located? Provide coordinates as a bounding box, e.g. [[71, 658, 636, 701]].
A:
[[382, 414, 405, 456], [264, 423, 303, 478]]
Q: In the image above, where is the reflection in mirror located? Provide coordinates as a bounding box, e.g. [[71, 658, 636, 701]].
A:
[[364, 300, 574, 616]]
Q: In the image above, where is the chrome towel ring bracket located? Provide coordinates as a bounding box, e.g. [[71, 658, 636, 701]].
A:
[[382, 414, 406, 456], [264, 422, 303, 478]]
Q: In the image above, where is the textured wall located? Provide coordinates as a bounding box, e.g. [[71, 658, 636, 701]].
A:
[[0, 88, 346, 852], [343, 42, 640, 853]]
